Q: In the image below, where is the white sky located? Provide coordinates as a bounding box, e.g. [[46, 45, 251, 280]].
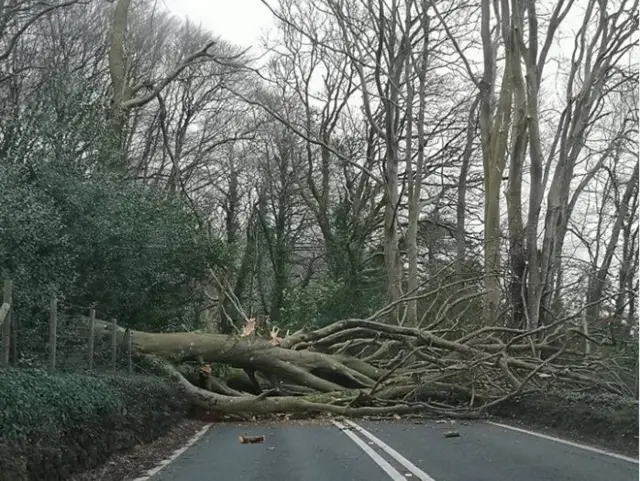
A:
[[164, 0, 274, 49]]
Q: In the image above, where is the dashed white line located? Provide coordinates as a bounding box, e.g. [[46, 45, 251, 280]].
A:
[[487, 421, 639, 464], [130, 423, 212, 481]]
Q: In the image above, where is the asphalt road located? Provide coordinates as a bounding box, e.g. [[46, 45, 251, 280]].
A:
[[148, 419, 638, 481]]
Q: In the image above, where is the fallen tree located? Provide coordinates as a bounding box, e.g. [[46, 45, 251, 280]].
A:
[[92, 296, 635, 419]]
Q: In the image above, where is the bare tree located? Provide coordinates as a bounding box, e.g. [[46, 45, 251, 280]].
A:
[[106, 0, 236, 170]]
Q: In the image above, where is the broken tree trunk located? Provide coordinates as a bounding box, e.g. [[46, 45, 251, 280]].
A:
[[94, 321, 382, 393], [91, 311, 631, 418]]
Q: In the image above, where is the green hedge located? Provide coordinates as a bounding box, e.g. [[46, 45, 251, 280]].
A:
[[0, 369, 188, 481]]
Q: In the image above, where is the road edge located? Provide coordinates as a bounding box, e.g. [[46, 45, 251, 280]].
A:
[[130, 423, 213, 481], [487, 421, 639, 464]]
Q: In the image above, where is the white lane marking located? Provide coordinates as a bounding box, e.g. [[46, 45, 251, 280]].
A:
[[332, 420, 408, 481], [130, 423, 213, 481], [487, 421, 639, 464], [340, 419, 438, 481]]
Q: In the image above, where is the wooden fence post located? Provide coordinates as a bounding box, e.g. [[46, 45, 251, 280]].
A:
[[48, 297, 57, 374], [126, 329, 132, 375], [88, 308, 96, 370], [111, 318, 117, 370], [10, 313, 17, 365], [0, 303, 9, 330], [1, 279, 13, 366], [635, 355, 639, 400]]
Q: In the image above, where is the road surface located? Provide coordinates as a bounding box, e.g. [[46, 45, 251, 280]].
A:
[[144, 419, 638, 481]]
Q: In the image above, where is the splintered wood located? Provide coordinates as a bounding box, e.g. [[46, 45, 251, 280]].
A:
[[239, 434, 265, 444]]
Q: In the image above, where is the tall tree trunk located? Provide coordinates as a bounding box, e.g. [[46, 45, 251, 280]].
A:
[[384, 148, 401, 309], [382, 0, 404, 313], [220, 158, 243, 330], [107, 0, 133, 169], [478, 0, 513, 325], [586, 162, 639, 323], [456, 97, 478, 276], [404, 9, 419, 326], [505, 3, 527, 328]]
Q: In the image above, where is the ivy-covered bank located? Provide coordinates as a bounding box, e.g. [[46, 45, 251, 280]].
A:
[[0, 369, 189, 481], [491, 390, 639, 456]]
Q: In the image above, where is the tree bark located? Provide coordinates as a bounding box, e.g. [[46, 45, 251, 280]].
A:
[[404, 9, 419, 326], [107, 0, 132, 164], [505, 4, 528, 328], [478, 0, 513, 325], [456, 97, 478, 276]]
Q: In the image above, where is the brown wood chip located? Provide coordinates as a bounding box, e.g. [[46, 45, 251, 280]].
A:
[[239, 434, 266, 444]]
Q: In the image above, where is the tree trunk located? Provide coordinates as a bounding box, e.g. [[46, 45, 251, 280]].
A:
[[505, 14, 527, 329], [404, 13, 418, 326], [107, 0, 132, 168], [586, 162, 639, 323], [478, 0, 513, 325], [95, 321, 381, 392], [456, 97, 478, 276]]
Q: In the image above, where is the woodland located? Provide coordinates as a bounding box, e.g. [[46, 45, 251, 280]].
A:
[[0, 0, 638, 419]]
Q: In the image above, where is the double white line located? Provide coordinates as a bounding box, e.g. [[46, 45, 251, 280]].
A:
[[332, 419, 438, 481]]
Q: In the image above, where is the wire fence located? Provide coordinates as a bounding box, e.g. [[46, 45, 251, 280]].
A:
[[0, 278, 137, 376]]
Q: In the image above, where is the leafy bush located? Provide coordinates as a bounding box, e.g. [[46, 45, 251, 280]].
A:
[[42, 166, 225, 330], [280, 282, 338, 330], [0, 162, 226, 351], [0, 165, 75, 314], [0, 368, 188, 481], [280, 278, 384, 330]]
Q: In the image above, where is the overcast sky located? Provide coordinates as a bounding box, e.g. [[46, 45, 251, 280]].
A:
[[161, 0, 634, 274], [164, 0, 274, 49]]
